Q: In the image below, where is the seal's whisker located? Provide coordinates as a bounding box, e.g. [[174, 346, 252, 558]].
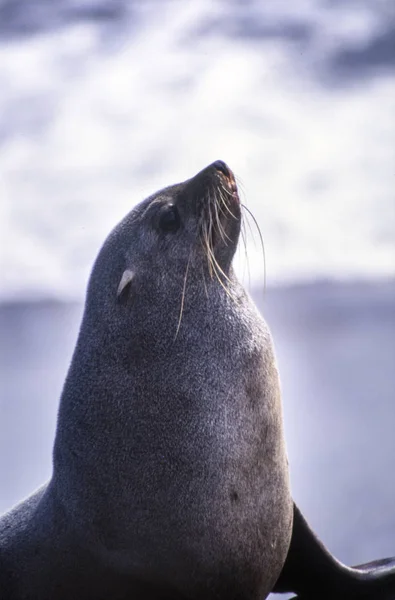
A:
[[174, 249, 193, 340], [211, 190, 229, 245], [216, 190, 238, 239], [235, 176, 249, 216], [200, 226, 235, 300], [201, 209, 224, 283], [239, 207, 248, 243], [235, 175, 246, 196], [211, 260, 238, 303], [217, 182, 232, 198], [237, 207, 250, 282], [217, 185, 238, 220], [240, 218, 251, 288], [206, 249, 234, 299], [202, 221, 214, 279], [207, 195, 219, 273], [214, 193, 229, 244], [204, 239, 236, 296], [241, 203, 267, 295], [203, 201, 212, 277], [241, 206, 255, 241]]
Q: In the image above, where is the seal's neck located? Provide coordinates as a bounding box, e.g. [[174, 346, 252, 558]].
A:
[[51, 279, 284, 535]]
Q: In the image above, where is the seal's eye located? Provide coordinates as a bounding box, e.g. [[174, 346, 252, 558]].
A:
[[158, 205, 180, 233]]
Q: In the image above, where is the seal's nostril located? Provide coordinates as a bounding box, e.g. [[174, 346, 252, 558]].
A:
[[212, 160, 230, 177]]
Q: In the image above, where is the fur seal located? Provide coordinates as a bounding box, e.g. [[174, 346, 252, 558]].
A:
[[1, 161, 394, 600]]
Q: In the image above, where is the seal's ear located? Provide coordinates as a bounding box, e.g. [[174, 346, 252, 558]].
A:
[[117, 269, 135, 303]]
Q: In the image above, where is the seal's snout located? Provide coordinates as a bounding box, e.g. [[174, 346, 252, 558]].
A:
[[211, 160, 239, 200], [187, 161, 242, 272], [212, 160, 231, 177]]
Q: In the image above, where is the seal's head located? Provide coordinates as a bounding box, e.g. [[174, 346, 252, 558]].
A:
[[85, 160, 242, 332]]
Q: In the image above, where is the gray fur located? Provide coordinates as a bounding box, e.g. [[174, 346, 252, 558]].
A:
[[0, 163, 292, 599]]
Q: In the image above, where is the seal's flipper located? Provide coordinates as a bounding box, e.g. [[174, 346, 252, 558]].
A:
[[272, 503, 395, 599], [355, 556, 395, 571]]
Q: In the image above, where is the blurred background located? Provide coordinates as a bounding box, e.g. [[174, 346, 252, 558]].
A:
[[0, 1, 394, 597]]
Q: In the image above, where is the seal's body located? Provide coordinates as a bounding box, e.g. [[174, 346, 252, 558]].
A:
[[0, 162, 292, 599], [1, 161, 394, 600]]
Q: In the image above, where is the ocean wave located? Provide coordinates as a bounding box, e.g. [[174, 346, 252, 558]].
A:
[[0, 0, 394, 300]]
